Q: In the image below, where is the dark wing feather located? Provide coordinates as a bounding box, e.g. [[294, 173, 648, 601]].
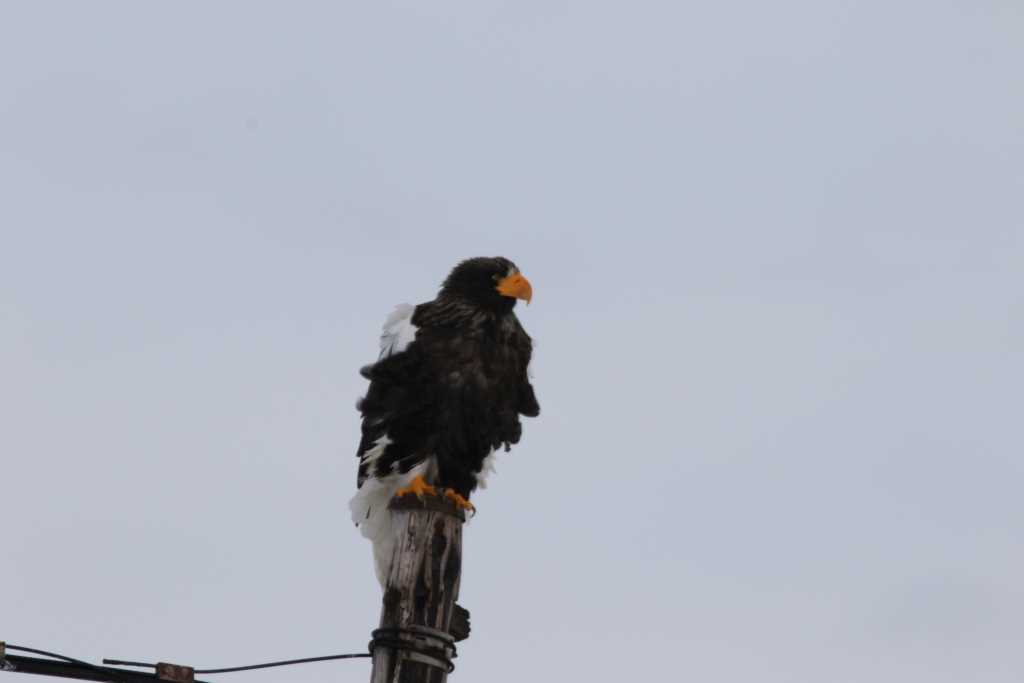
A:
[[356, 302, 539, 497], [355, 305, 436, 487]]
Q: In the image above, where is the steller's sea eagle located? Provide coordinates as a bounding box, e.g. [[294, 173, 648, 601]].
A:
[[349, 256, 540, 585]]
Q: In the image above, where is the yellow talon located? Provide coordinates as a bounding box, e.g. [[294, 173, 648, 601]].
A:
[[395, 475, 436, 499], [444, 489, 476, 513]]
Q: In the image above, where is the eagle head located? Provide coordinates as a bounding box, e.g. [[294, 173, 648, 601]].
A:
[[440, 257, 533, 313]]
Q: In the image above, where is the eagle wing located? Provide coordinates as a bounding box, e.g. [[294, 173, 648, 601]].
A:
[[355, 303, 434, 488], [356, 304, 538, 488]]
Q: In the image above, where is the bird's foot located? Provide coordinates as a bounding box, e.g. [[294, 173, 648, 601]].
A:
[[444, 489, 476, 515], [395, 475, 437, 499]]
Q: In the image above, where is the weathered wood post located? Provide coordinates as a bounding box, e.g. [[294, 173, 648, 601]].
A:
[[370, 494, 468, 683]]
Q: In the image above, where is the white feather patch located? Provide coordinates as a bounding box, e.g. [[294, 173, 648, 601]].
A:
[[475, 449, 498, 489], [360, 434, 392, 471], [379, 303, 418, 359]]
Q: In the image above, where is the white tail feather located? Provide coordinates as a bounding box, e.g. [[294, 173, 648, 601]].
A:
[[349, 460, 430, 587]]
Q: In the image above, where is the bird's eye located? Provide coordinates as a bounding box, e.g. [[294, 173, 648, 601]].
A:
[[492, 274, 501, 281]]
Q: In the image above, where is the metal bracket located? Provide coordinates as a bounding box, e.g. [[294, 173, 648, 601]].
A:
[[450, 604, 471, 642], [156, 662, 195, 682]]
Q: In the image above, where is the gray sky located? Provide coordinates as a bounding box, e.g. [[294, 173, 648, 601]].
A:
[[2, 2, 1022, 681]]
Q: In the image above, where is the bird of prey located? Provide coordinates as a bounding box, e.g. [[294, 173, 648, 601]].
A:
[[350, 256, 540, 585]]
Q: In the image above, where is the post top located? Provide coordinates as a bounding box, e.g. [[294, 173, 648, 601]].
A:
[[388, 494, 466, 521]]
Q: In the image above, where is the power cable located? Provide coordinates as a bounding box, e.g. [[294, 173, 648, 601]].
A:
[[104, 653, 371, 674]]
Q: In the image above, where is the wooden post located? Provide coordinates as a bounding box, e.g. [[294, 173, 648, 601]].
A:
[[370, 495, 466, 683]]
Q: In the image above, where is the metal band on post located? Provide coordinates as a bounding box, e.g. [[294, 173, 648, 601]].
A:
[[369, 626, 456, 673]]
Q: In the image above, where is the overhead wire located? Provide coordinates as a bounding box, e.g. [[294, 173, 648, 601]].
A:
[[105, 653, 371, 674], [4, 642, 371, 680], [4, 644, 98, 666], [3, 644, 129, 682], [194, 653, 371, 674]]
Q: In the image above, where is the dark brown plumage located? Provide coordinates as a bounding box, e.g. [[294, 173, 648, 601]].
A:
[[355, 256, 538, 497]]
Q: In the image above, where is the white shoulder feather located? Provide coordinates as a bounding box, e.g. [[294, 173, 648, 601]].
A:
[[379, 303, 418, 359]]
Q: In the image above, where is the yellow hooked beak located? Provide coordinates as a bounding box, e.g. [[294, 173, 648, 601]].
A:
[[496, 272, 533, 304]]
